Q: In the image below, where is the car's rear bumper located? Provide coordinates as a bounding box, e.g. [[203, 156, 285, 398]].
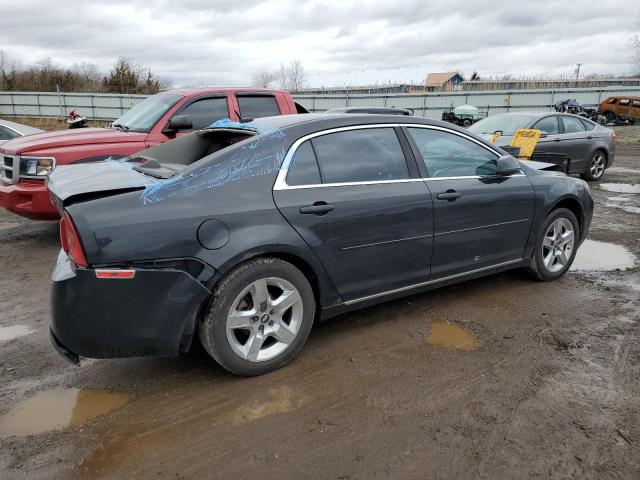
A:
[[0, 179, 59, 220], [50, 250, 211, 361]]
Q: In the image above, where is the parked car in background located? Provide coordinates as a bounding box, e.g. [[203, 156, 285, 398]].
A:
[[325, 107, 414, 115], [0, 119, 43, 145], [47, 114, 593, 376], [468, 112, 616, 181], [598, 96, 640, 124], [0, 88, 302, 220]]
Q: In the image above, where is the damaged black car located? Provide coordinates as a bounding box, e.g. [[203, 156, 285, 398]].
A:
[[47, 115, 594, 376]]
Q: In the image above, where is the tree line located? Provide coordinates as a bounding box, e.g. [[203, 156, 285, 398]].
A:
[[0, 52, 171, 94]]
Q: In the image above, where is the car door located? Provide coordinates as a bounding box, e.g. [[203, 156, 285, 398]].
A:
[[558, 115, 591, 174], [159, 96, 230, 144], [273, 126, 434, 302], [235, 94, 283, 119], [530, 114, 563, 157], [405, 126, 535, 279]]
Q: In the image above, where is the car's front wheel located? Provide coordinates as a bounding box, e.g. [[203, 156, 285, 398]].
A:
[[528, 208, 579, 281], [198, 257, 315, 376]]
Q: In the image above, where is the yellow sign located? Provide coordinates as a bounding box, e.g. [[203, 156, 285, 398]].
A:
[[511, 129, 541, 160]]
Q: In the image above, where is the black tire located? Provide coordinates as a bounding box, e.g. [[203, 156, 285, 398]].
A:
[[198, 257, 315, 376], [528, 208, 580, 282], [604, 111, 616, 124], [461, 118, 472, 127], [581, 150, 607, 181]]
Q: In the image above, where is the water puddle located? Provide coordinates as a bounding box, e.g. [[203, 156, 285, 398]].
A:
[[230, 386, 310, 425], [0, 325, 34, 342], [0, 221, 19, 231], [426, 322, 477, 351], [607, 166, 640, 174], [599, 183, 640, 194], [605, 195, 640, 214], [0, 389, 129, 436], [571, 239, 636, 272]]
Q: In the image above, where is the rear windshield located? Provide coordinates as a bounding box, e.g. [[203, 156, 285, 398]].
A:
[[468, 115, 533, 136]]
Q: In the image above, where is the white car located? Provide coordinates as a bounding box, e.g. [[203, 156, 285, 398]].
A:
[[0, 119, 44, 145]]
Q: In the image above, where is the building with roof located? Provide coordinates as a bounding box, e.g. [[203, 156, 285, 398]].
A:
[[425, 72, 465, 91]]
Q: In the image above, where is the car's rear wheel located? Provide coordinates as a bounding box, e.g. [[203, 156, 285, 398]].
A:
[[528, 208, 579, 281], [461, 118, 472, 127], [198, 257, 315, 376], [581, 150, 606, 181]]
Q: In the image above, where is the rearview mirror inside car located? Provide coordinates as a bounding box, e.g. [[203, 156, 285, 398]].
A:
[[164, 115, 193, 132], [495, 154, 521, 175]]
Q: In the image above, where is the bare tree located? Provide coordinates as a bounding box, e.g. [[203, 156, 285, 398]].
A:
[[275, 60, 307, 92], [251, 69, 276, 88]]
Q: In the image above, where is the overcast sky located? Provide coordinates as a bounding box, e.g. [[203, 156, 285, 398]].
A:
[[1, 0, 638, 88]]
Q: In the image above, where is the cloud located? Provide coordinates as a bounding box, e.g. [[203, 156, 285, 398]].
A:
[[0, 0, 637, 88]]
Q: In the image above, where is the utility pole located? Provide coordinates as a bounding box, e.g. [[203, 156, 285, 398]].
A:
[[575, 63, 582, 80]]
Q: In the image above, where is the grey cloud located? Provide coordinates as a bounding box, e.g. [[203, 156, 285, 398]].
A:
[[0, 0, 636, 88]]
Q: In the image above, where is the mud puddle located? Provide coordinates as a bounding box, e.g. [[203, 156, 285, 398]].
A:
[[599, 183, 640, 194], [0, 324, 34, 342], [607, 166, 640, 174], [426, 322, 477, 351], [571, 239, 636, 271], [230, 386, 311, 425], [0, 389, 129, 436], [605, 195, 640, 214]]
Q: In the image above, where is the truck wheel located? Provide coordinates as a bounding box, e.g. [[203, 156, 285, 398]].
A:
[[581, 150, 606, 181], [528, 208, 579, 282], [461, 118, 472, 127], [198, 257, 315, 376]]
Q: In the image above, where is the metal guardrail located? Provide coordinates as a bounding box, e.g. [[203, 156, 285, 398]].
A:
[[1, 86, 640, 121]]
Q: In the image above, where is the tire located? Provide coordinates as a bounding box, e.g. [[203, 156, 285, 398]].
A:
[[528, 208, 579, 282], [198, 257, 315, 376], [581, 150, 606, 181], [604, 111, 616, 124], [461, 118, 472, 127]]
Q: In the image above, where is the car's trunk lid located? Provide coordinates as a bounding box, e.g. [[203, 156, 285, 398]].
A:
[[46, 160, 155, 210]]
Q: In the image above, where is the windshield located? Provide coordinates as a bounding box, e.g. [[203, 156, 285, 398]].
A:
[[468, 115, 533, 136], [111, 94, 182, 133]]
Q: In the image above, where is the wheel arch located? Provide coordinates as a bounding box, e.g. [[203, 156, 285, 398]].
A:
[[549, 196, 584, 238]]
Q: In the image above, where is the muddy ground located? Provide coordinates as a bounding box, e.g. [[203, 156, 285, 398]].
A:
[[0, 148, 639, 479]]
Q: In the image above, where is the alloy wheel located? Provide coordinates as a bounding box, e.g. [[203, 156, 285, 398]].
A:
[[542, 218, 575, 273], [226, 277, 303, 362], [589, 152, 605, 179]]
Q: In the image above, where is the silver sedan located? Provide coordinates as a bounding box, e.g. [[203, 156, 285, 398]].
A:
[[0, 119, 44, 145], [468, 112, 616, 181]]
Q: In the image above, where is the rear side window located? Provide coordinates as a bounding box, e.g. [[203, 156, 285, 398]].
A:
[[532, 116, 560, 135], [237, 95, 281, 119], [312, 128, 409, 183], [619, 99, 630, 105], [561, 116, 586, 134], [580, 118, 596, 131], [286, 141, 321, 186], [632, 100, 640, 107], [180, 97, 229, 129]]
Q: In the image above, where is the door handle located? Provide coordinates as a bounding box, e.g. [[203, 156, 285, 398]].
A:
[[436, 190, 462, 201], [553, 138, 562, 142], [299, 202, 335, 215]]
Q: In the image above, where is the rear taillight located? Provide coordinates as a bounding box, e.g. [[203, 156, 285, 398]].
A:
[[59, 212, 88, 268], [611, 131, 616, 141]]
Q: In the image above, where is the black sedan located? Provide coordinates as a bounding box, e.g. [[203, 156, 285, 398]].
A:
[[47, 114, 593, 376], [468, 112, 616, 181]]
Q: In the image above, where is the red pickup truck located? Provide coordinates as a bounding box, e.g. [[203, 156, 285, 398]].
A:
[[0, 88, 303, 220]]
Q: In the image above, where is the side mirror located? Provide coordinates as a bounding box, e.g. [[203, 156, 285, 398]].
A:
[[496, 154, 521, 175], [163, 115, 193, 133]]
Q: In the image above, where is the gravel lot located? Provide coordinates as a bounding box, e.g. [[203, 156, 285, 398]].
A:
[[0, 143, 639, 479]]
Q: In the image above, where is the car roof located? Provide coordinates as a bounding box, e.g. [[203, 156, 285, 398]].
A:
[[161, 87, 290, 97], [243, 113, 449, 132], [0, 118, 44, 135]]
